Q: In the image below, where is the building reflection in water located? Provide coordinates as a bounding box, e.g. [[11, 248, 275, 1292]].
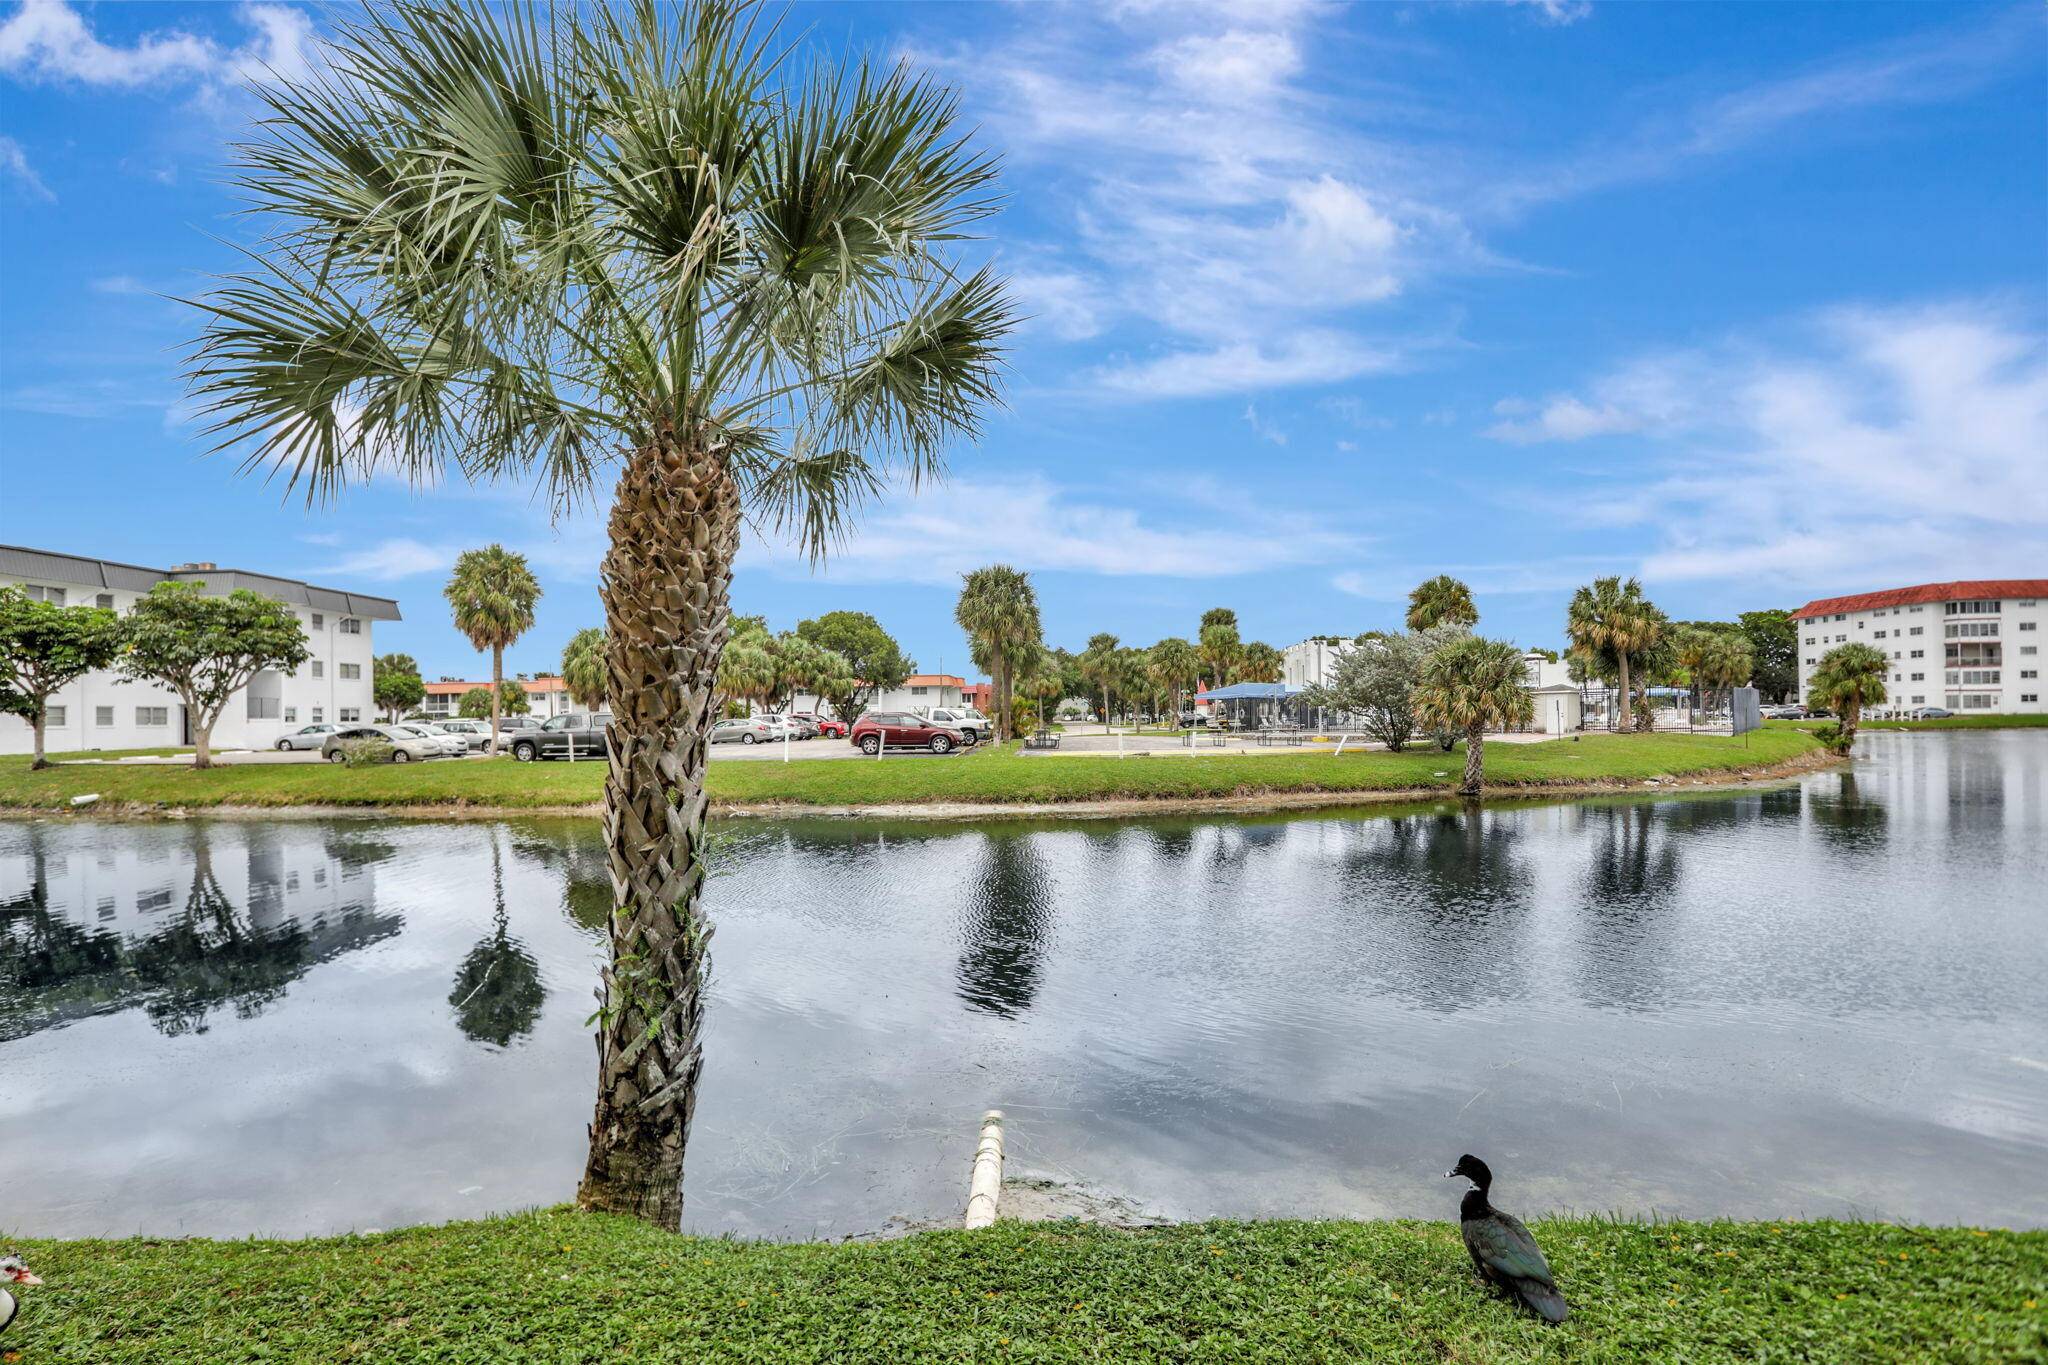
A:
[[955, 833, 1057, 1017], [0, 820, 401, 1042]]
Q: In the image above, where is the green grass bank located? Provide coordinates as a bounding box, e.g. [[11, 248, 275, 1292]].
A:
[[0, 729, 1826, 814], [1768, 714, 2048, 732], [4, 1210, 2039, 1362]]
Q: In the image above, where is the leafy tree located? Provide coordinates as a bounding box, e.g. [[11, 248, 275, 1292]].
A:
[[1406, 575, 1478, 632], [1239, 641, 1283, 684], [1413, 635, 1534, 797], [457, 686, 496, 719], [955, 565, 1041, 740], [1198, 621, 1241, 688], [120, 582, 310, 768], [443, 546, 540, 756], [1738, 608, 1799, 701], [1566, 576, 1666, 733], [372, 652, 426, 720], [497, 677, 532, 715], [1147, 637, 1199, 719], [0, 585, 125, 768], [561, 628, 608, 712], [1199, 607, 1238, 632], [716, 621, 776, 716], [1526, 646, 1560, 663], [795, 611, 914, 719], [185, 0, 1013, 1227], [1810, 642, 1888, 753], [1304, 626, 1460, 752]]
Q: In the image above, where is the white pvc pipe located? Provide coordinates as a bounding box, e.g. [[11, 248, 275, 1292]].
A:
[[964, 1109, 1005, 1229]]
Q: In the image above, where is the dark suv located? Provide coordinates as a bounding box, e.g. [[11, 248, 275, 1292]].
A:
[[848, 711, 966, 755], [509, 713, 611, 761]]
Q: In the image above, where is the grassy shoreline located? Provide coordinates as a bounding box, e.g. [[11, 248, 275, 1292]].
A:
[[0, 729, 1828, 816], [5, 1209, 2038, 1362], [1769, 714, 2048, 732]]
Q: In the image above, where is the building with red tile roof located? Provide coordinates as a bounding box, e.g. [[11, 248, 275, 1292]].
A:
[[1791, 580, 2047, 717]]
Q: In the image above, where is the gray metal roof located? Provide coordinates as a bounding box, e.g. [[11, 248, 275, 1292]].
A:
[[0, 543, 402, 620]]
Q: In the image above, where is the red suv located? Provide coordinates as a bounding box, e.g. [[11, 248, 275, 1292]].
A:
[[849, 710, 966, 755], [792, 711, 847, 738]]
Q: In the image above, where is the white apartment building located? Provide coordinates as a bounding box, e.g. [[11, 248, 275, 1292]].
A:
[[1792, 579, 2048, 715], [1, 543, 401, 754], [1283, 637, 1353, 691], [420, 675, 584, 721]]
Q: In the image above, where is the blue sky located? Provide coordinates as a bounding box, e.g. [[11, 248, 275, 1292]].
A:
[[2, 0, 2043, 681]]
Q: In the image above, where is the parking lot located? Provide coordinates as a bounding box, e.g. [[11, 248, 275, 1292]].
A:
[[60, 736, 957, 766]]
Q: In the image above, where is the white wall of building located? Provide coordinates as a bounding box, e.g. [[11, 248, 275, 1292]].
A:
[[1283, 638, 1352, 691], [1795, 588, 2047, 715], [1, 546, 398, 754]]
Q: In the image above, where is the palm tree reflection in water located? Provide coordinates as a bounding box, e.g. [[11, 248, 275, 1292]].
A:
[[956, 834, 1057, 1018], [449, 832, 546, 1048]]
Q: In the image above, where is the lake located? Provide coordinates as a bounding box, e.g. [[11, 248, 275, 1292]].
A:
[[2, 731, 2044, 1238]]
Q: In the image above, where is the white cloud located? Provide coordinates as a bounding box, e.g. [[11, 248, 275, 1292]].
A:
[[313, 538, 455, 583], [749, 476, 1362, 586], [0, 133, 51, 200], [1502, 300, 2048, 594], [1009, 269, 1107, 341], [1507, 0, 1594, 25], [0, 1, 312, 94], [1093, 331, 1402, 398], [1147, 28, 1301, 100], [1242, 404, 1287, 446]]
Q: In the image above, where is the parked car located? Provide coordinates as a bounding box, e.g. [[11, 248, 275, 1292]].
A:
[[923, 706, 989, 745], [321, 724, 442, 764], [777, 714, 820, 740], [1760, 703, 1805, 720], [711, 716, 774, 745], [849, 710, 966, 755], [1178, 711, 1209, 729], [433, 718, 494, 750], [275, 723, 337, 751], [397, 722, 469, 757], [508, 712, 611, 762], [1911, 706, 1953, 720], [791, 711, 847, 738]]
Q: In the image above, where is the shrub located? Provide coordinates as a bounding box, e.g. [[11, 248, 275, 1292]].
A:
[[1813, 722, 1847, 752], [336, 738, 395, 767]]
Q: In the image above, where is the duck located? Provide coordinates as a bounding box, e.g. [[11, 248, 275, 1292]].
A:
[[1, 1253, 42, 1335], [1446, 1154, 1569, 1324]]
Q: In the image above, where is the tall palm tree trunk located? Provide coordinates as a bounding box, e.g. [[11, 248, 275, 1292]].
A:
[[578, 437, 739, 1231], [1460, 725, 1485, 798], [489, 644, 504, 755]]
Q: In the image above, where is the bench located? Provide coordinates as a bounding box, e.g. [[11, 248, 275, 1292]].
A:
[[1025, 729, 1061, 750]]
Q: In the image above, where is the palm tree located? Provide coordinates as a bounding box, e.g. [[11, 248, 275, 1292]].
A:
[[1413, 635, 1534, 797], [1080, 632, 1120, 726], [444, 546, 541, 755], [1148, 637, 1198, 720], [954, 565, 1041, 741], [561, 627, 608, 713], [1695, 632, 1753, 718], [186, 0, 1013, 1230], [1198, 621, 1241, 689], [1239, 641, 1284, 684], [1566, 576, 1664, 733], [1406, 575, 1478, 632], [1810, 643, 1888, 752]]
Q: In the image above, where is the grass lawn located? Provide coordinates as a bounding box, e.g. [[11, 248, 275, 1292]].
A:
[[5, 1209, 2038, 1362], [1768, 714, 2048, 732], [0, 729, 1824, 813]]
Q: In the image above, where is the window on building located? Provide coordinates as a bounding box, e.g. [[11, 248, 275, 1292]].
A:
[[95, 705, 113, 727], [46, 705, 66, 727], [1910, 626, 1924, 636], [283, 706, 297, 723], [339, 663, 361, 680], [20, 584, 66, 605], [340, 617, 362, 635], [2021, 646, 2038, 656], [311, 613, 325, 630], [1946, 599, 2000, 615], [339, 707, 361, 722], [247, 695, 281, 719], [1910, 649, 1924, 658], [1910, 695, 1924, 704], [1874, 630, 1886, 639], [312, 707, 324, 723], [1911, 673, 1924, 682], [2021, 671, 2038, 680], [1963, 694, 1995, 709], [2021, 622, 2038, 632], [311, 660, 324, 678], [2024, 694, 2040, 703], [136, 706, 168, 727], [95, 592, 114, 609]]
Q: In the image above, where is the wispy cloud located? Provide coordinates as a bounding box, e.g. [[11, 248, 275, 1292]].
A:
[[312, 538, 456, 583], [1506, 0, 1594, 26], [1242, 404, 1288, 446], [0, 132, 52, 200], [1493, 298, 2048, 594], [0, 0, 312, 94]]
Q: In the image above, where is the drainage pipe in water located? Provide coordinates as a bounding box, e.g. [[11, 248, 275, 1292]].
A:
[[964, 1109, 1005, 1229]]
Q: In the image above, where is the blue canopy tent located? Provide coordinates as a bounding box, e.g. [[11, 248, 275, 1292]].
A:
[[1193, 681, 1307, 729]]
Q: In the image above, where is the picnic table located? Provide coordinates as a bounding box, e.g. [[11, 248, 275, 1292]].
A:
[[1025, 728, 1061, 750]]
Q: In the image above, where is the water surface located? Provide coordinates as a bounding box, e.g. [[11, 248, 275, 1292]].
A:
[[2, 731, 2043, 1237]]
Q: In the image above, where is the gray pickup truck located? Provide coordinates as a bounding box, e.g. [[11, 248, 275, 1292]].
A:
[[508, 712, 611, 761]]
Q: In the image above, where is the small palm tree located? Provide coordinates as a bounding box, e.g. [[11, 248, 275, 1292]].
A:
[[186, 0, 1013, 1229], [715, 635, 775, 718], [1406, 575, 1478, 632], [1810, 643, 1888, 752], [561, 628, 608, 713], [1566, 576, 1664, 733], [444, 546, 541, 755], [1239, 641, 1284, 684], [1413, 635, 1534, 797], [1148, 637, 1198, 719], [955, 565, 1041, 741], [1198, 620, 1241, 688]]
